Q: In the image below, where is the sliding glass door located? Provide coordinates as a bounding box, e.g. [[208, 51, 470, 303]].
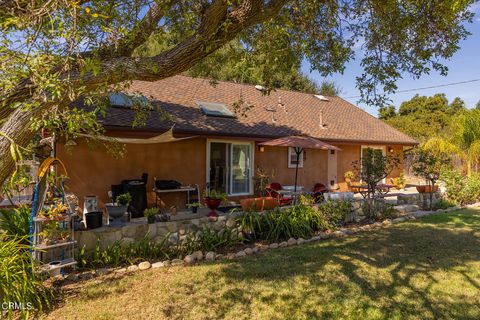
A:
[[208, 141, 252, 195]]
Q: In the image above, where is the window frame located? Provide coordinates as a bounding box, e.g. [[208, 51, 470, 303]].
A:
[[288, 147, 304, 168]]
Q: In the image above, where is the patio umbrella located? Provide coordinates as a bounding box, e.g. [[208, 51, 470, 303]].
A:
[[259, 136, 341, 192]]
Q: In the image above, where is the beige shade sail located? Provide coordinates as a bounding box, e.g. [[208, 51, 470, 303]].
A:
[[79, 127, 195, 144]]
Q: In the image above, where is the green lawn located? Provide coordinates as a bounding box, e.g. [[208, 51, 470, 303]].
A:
[[45, 210, 480, 320]]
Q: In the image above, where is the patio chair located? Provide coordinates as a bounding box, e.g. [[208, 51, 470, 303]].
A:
[[312, 183, 328, 203], [265, 182, 292, 206]]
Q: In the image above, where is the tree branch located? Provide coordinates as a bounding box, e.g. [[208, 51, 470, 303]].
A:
[[96, 1, 167, 58]]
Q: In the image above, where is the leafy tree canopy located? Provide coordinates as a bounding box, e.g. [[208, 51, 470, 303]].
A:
[[136, 35, 320, 93], [380, 94, 467, 141], [0, 0, 475, 186], [318, 81, 342, 96]]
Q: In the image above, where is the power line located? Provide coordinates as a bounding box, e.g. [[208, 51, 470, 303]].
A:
[[343, 78, 480, 99]]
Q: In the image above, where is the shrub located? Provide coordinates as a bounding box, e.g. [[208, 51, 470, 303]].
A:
[[360, 200, 396, 221], [177, 228, 241, 254], [317, 200, 351, 228], [441, 169, 480, 205], [237, 201, 351, 242], [77, 235, 170, 269], [77, 227, 241, 269], [0, 236, 52, 319], [0, 205, 31, 243], [434, 198, 456, 210]]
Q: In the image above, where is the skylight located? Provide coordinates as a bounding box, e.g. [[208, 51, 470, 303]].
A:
[[314, 94, 329, 101], [109, 92, 149, 108], [197, 100, 235, 118]]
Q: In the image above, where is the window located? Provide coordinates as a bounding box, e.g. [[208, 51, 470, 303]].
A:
[[288, 147, 304, 168]]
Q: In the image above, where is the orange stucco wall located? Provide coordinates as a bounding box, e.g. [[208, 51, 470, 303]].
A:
[[58, 136, 406, 210], [254, 145, 329, 191], [58, 137, 207, 210], [336, 144, 361, 181]]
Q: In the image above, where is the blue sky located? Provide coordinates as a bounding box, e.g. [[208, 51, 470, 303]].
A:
[[302, 3, 480, 117]]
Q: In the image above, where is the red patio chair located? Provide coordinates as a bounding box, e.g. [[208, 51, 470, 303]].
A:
[[312, 183, 328, 203], [265, 182, 292, 206]]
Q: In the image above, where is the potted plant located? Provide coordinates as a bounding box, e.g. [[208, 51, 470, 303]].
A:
[[344, 170, 355, 191], [392, 172, 406, 190], [144, 207, 158, 224], [187, 202, 201, 213], [38, 202, 69, 221], [344, 171, 355, 183], [203, 189, 227, 217], [39, 220, 67, 245], [105, 192, 131, 226]]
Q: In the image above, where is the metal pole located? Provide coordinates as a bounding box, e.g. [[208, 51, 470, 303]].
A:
[[294, 147, 302, 193]]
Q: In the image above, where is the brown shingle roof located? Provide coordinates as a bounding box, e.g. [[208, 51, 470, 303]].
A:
[[96, 75, 417, 145]]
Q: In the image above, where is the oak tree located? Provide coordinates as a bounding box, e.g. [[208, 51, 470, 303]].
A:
[[0, 0, 475, 186]]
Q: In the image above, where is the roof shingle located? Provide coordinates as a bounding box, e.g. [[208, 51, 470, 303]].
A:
[[93, 75, 417, 145]]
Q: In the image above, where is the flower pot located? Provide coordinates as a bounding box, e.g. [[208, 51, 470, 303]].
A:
[[85, 211, 103, 229], [416, 185, 438, 193], [191, 206, 198, 214], [204, 198, 222, 217], [105, 203, 128, 226], [240, 197, 277, 212], [48, 261, 62, 277], [147, 215, 155, 224]]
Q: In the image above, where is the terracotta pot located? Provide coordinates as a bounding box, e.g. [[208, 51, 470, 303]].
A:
[[204, 198, 222, 217], [240, 197, 277, 212], [416, 185, 438, 193]]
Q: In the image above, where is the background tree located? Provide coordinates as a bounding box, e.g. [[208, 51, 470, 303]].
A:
[[378, 105, 396, 120], [0, 0, 475, 186], [475, 100, 480, 109], [318, 80, 342, 96], [381, 94, 467, 142], [423, 108, 480, 175], [137, 36, 320, 93]]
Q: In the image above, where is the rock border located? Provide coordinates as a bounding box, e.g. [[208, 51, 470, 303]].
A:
[[75, 205, 464, 279]]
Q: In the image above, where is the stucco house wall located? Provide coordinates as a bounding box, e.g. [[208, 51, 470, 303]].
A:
[[58, 136, 406, 211]]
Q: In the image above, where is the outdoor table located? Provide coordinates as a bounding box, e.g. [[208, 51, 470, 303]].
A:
[[278, 185, 306, 204], [153, 185, 200, 208], [350, 184, 393, 199]]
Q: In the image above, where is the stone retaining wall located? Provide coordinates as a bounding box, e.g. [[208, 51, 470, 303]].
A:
[[397, 192, 441, 210], [76, 211, 241, 252], [77, 194, 442, 251]]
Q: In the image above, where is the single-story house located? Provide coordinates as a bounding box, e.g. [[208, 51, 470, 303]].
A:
[[58, 75, 417, 209]]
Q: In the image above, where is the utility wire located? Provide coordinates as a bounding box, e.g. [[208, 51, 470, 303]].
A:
[[343, 78, 480, 99]]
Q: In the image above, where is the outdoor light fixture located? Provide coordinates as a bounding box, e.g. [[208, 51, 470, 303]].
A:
[[258, 146, 265, 152], [388, 147, 394, 153]]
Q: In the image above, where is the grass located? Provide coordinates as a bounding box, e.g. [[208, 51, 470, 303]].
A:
[[44, 209, 480, 320]]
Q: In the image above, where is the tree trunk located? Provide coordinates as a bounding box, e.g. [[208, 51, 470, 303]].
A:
[[0, 0, 289, 188], [0, 106, 46, 186]]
